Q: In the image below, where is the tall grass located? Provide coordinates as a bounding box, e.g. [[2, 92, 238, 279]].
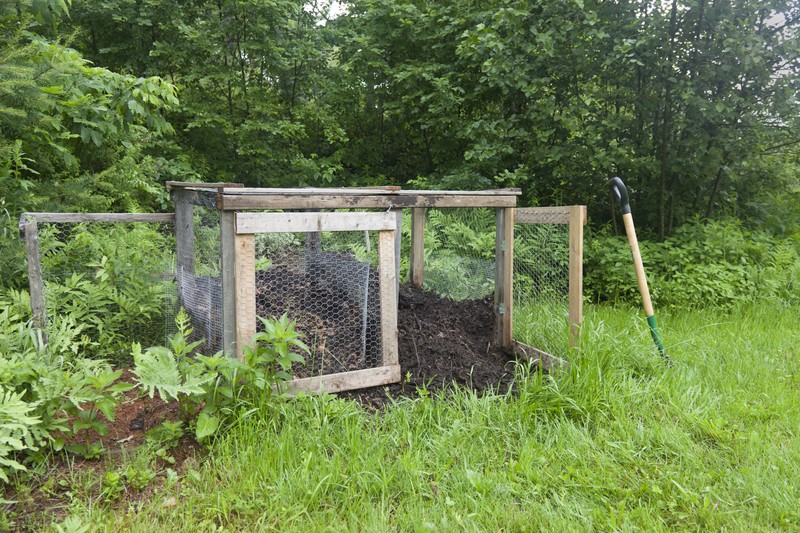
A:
[[56, 304, 800, 531]]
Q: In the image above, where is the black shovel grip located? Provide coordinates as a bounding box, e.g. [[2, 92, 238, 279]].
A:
[[608, 177, 631, 215]]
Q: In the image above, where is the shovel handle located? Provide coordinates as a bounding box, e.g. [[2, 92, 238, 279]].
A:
[[607, 177, 669, 360], [608, 177, 631, 215]]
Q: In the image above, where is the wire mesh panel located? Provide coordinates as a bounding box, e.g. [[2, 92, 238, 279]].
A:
[[34, 218, 176, 363], [513, 208, 572, 355], [234, 211, 399, 392], [421, 208, 496, 301], [253, 229, 383, 378], [175, 202, 223, 354]]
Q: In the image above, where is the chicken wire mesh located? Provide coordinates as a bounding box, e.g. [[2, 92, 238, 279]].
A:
[[253, 228, 383, 378], [420, 208, 496, 301], [175, 203, 223, 354], [513, 216, 571, 355], [35, 220, 176, 363]]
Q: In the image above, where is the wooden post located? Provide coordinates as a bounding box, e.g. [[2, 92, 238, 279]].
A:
[[410, 207, 425, 287], [234, 231, 256, 360], [494, 208, 505, 344], [568, 205, 586, 348], [174, 190, 195, 314], [379, 229, 399, 367], [220, 211, 237, 355], [21, 217, 47, 332], [502, 207, 515, 351], [393, 208, 402, 304]]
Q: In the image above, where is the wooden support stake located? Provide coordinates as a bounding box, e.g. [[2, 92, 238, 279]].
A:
[[494, 209, 505, 342], [410, 208, 425, 287], [234, 232, 256, 360], [220, 211, 237, 355], [174, 191, 195, 314], [568, 205, 586, 348], [393, 209, 402, 305], [379, 229, 399, 367], [502, 207, 515, 351], [21, 219, 47, 333]]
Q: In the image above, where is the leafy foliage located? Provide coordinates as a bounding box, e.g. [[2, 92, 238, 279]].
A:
[[132, 310, 309, 443], [586, 218, 800, 309]]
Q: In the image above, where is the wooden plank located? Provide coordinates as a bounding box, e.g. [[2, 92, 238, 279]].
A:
[[410, 207, 425, 287], [502, 207, 515, 351], [284, 365, 402, 394], [515, 207, 571, 225], [234, 233, 256, 361], [19, 212, 175, 223], [568, 206, 586, 348], [166, 181, 243, 190], [221, 187, 521, 196], [512, 341, 565, 372], [236, 211, 396, 234], [220, 211, 237, 355], [379, 229, 399, 367], [494, 208, 505, 339], [21, 219, 47, 332], [219, 193, 518, 211]]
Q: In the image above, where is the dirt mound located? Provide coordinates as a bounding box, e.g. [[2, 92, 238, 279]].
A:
[[340, 284, 518, 408]]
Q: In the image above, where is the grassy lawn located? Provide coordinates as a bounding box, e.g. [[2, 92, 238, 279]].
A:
[[42, 304, 800, 530]]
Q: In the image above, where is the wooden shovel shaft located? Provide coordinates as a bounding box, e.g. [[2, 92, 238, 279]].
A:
[[621, 212, 655, 317]]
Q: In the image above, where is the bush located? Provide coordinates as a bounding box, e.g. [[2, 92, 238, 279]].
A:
[[586, 218, 800, 309]]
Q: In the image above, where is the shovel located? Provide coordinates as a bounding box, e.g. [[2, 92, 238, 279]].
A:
[[608, 177, 668, 360]]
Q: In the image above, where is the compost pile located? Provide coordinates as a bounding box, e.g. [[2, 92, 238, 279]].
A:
[[341, 284, 517, 409]]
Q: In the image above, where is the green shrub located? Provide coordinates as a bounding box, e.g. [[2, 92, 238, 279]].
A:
[[0, 290, 135, 480], [37, 223, 175, 363], [586, 218, 800, 309], [133, 310, 309, 443]]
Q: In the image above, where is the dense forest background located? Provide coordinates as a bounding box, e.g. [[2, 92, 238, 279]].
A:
[[2, 0, 799, 237]]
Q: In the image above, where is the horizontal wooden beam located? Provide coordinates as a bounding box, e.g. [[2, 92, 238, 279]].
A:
[[284, 365, 402, 395], [166, 181, 243, 190], [19, 212, 175, 226], [222, 187, 521, 197], [512, 341, 565, 372], [236, 211, 397, 234], [220, 193, 517, 210]]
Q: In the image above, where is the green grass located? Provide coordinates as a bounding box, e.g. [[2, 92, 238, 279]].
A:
[[48, 304, 800, 530]]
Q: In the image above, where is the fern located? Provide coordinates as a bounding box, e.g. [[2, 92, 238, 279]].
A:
[[0, 390, 41, 482], [132, 343, 209, 402]]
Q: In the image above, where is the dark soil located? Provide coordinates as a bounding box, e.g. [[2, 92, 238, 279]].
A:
[[340, 284, 518, 409]]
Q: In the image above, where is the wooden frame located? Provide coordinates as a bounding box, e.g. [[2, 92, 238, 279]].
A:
[[232, 211, 400, 394], [514, 206, 587, 348]]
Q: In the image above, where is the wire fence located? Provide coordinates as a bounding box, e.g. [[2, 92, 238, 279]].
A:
[[513, 213, 571, 356], [252, 227, 383, 378], [420, 208, 496, 301], [176, 203, 223, 353], [36, 220, 176, 363]]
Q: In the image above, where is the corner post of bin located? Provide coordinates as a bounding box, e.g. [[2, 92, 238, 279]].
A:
[[568, 205, 587, 348], [495, 204, 516, 352], [410, 207, 425, 288], [19, 213, 47, 334], [171, 188, 195, 313]]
